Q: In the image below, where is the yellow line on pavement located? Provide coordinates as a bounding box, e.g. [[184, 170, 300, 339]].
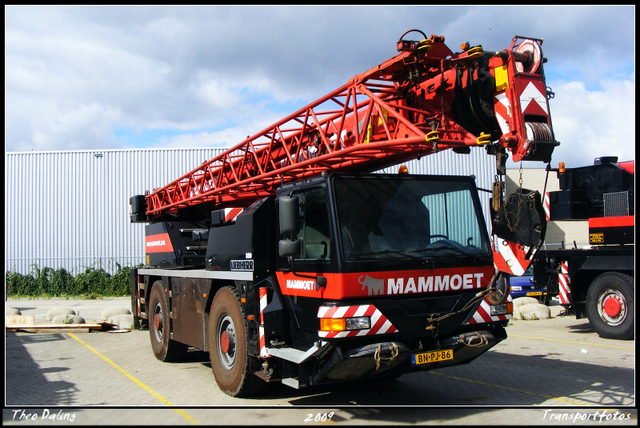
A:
[[428, 372, 588, 406], [68, 333, 200, 425], [508, 334, 634, 350]]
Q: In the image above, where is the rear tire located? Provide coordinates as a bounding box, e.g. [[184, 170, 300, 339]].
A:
[[148, 282, 188, 361], [585, 272, 634, 340], [208, 286, 266, 397]]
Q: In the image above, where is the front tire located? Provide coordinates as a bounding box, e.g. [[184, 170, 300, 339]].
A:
[[585, 272, 634, 340], [148, 282, 188, 361], [208, 286, 266, 397]]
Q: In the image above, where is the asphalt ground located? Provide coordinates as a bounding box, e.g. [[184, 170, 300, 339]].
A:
[[4, 297, 636, 426]]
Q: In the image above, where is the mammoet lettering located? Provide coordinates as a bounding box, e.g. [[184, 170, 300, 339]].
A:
[[387, 273, 484, 295], [286, 279, 315, 290]]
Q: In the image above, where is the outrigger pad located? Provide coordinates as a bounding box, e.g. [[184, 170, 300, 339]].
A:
[[491, 188, 547, 252]]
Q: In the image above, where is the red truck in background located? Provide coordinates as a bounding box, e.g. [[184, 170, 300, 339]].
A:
[[534, 157, 634, 340]]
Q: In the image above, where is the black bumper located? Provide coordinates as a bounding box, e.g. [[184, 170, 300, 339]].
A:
[[317, 328, 505, 383]]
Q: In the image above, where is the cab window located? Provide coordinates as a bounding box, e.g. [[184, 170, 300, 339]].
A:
[[294, 188, 331, 261]]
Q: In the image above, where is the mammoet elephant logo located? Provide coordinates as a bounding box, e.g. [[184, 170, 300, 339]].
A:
[[359, 275, 385, 296]]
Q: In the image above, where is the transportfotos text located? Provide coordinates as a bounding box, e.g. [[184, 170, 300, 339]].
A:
[[542, 409, 632, 423]]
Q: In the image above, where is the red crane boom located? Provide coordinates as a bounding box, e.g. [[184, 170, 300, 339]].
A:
[[139, 32, 557, 222]]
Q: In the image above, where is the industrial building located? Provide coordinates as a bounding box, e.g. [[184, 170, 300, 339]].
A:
[[5, 147, 497, 275]]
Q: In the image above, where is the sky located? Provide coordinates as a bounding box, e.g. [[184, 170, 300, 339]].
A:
[[4, 5, 635, 169]]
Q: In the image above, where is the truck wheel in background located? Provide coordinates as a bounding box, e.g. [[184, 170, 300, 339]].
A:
[[148, 282, 188, 361], [585, 272, 634, 340], [208, 286, 266, 397]]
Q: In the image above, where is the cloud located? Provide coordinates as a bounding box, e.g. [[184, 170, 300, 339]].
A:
[[546, 77, 635, 167], [4, 4, 635, 171]]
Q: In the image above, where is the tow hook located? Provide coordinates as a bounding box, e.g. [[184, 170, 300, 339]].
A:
[[460, 332, 489, 347], [373, 342, 400, 371]]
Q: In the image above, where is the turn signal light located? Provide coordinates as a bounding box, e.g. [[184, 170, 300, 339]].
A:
[[320, 316, 372, 332], [320, 318, 346, 332]]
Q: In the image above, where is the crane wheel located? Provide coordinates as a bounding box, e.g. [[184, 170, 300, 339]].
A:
[[148, 282, 188, 362], [208, 286, 267, 397], [585, 272, 634, 340]]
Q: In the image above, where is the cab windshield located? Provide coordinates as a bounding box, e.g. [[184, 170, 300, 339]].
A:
[[333, 176, 491, 261]]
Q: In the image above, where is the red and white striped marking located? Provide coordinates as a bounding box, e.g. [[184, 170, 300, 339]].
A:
[[466, 295, 513, 325], [225, 207, 243, 223], [558, 261, 571, 305], [493, 92, 512, 136], [492, 235, 535, 276], [317, 304, 398, 339], [544, 191, 551, 221], [258, 287, 270, 357]]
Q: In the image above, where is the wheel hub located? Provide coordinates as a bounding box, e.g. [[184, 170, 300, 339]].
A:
[[220, 331, 230, 353], [597, 288, 626, 326], [218, 314, 237, 370], [603, 296, 622, 318]]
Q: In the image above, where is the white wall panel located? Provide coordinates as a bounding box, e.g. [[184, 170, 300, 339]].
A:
[[5, 148, 225, 275]]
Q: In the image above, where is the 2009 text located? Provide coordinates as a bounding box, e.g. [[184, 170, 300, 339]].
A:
[[304, 412, 335, 423]]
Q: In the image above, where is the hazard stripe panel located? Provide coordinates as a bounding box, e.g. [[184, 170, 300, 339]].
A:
[[465, 295, 513, 325], [492, 235, 535, 276], [544, 191, 551, 221], [317, 304, 398, 339], [494, 92, 511, 136], [225, 207, 243, 223], [258, 287, 270, 357], [558, 261, 571, 305]]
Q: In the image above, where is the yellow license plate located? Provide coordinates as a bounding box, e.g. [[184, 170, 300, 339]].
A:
[[412, 349, 453, 365], [527, 291, 543, 296]]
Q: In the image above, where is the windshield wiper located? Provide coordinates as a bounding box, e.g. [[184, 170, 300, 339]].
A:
[[352, 249, 430, 263], [411, 245, 486, 264]]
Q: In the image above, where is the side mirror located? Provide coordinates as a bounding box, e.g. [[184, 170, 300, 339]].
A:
[[278, 196, 301, 258], [279, 196, 300, 235], [278, 239, 301, 258]]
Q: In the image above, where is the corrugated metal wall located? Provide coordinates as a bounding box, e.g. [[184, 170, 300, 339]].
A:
[[5, 148, 225, 275], [5, 147, 495, 275]]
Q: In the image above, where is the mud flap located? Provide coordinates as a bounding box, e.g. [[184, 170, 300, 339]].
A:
[[491, 188, 546, 276]]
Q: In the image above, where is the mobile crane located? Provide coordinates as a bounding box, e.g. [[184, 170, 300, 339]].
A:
[[534, 157, 634, 340], [130, 30, 558, 397]]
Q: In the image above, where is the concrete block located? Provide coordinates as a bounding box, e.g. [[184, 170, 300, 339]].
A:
[[513, 297, 540, 309], [51, 314, 85, 324], [513, 303, 551, 320], [45, 307, 76, 321], [107, 313, 134, 330], [101, 307, 131, 321]]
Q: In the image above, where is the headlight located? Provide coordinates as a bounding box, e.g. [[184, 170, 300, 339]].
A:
[[490, 302, 513, 316], [345, 316, 371, 330]]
